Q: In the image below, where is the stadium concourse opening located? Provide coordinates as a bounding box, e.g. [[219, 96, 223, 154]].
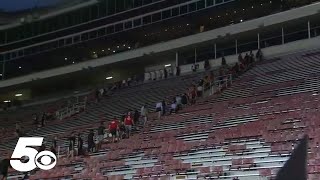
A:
[[0, 0, 319, 180]]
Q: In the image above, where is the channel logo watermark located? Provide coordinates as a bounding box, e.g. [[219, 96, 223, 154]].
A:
[[10, 137, 57, 172]]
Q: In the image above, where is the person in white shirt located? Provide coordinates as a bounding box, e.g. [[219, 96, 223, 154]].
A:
[[155, 102, 162, 120], [127, 77, 132, 86], [197, 85, 203, 97], [140, 104, 149, 125], [122, 79, 126, 87], [170, 101, 177, 114], [176, 95, 182, 110], [99, 88, 104, 96]]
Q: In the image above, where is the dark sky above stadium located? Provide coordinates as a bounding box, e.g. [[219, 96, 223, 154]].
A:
[[0, 0, 63, 12]]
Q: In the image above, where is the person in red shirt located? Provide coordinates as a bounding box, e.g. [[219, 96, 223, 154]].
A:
[[124, 112, 134, 138], [109, 117, 119, 143]]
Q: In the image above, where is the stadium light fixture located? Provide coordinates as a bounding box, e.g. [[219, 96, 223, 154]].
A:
[[165, 64, 171, 67], [106, 76, 113, 80], [4, 100, 11, 103], [15, 94, 23, 97]]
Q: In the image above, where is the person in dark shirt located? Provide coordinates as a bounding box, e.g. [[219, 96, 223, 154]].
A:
[[68, 134, 76, 158], [41, 112, 46, 127], [77, 133, 83, 156], [97, 122, 105, 151], [164, 68, 168, 78], [133, 110, 140, 125], [221, 56, 227, 66], [50, 136, 58, 155], [162, 100, 166, 116], [204, 59, 210, 70], [256, 49, 263, 61], [244, 53, 250, 67], [87, 130, 95, 153], [181, 93, 188, 106], [0, 159, 10, 180], [176, 66, 180, 76], [119, 121, 126, 140], [0, 158, 22, 180]]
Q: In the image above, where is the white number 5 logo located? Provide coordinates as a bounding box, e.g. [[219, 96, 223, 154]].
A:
[[10, 137, 57, 172]]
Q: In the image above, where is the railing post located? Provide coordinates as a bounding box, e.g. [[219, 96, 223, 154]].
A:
[[194, 48, 197, 64], [257, 33, 260, 49], [308, 21, 311, 39], [214, 43, 217, 59], [282, 27, 285, 44], [226, 77, 228, 88], [235, 39, 238, 55], [58, 146, 60, 158], [176, 52, 179, 67]]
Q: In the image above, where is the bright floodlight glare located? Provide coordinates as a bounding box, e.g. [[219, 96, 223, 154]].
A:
[[4, 100, 11, 103], [106, 76, 113, 80], [165, 64, 171, 67], [15, 94, 23, 97]]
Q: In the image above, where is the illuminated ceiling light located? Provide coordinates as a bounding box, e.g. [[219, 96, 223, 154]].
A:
[[102, 49, 105, 52], [128, 47, 131, 49], [93, 52, 96, 54], [106, 76, 113, 80], [18, 66, 22, 69], [187, 24, 189, 26], [165, 64, 171, 67], [4, 100, 11, 103], [0, 74, 2, 76], [117, 46, 120, 48], [123, 44, 126, 47], [113, 50, 116, 53], [72, 61, 75, 64], [15, 93, 23, 97], [240, 19, 243, 22], [64, 57, 68, 60]]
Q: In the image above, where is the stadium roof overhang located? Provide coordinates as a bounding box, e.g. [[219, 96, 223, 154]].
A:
[[0, 2, 320, 95]]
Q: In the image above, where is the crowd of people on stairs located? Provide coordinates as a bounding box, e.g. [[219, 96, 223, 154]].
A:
[[20, 50, 263, 163]]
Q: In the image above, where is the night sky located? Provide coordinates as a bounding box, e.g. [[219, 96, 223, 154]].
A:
[[0, 0, 63, 12]]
